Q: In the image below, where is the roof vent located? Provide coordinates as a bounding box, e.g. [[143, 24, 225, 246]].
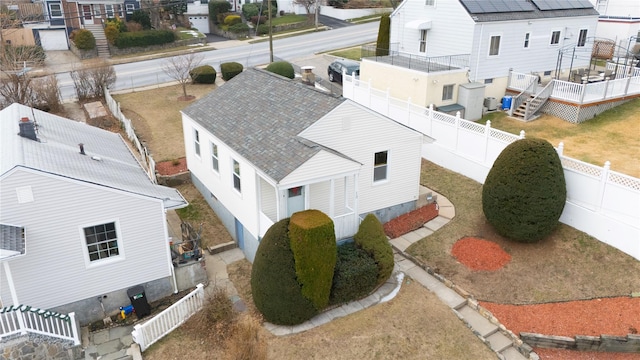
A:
[[79, 143, 86, 155], [18, 117, 38, 141]]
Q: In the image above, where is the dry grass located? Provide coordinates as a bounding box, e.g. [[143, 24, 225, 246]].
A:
[[412, 159, 640, 304], [480, 98, 640, 177], [112, 83, 218, 162]]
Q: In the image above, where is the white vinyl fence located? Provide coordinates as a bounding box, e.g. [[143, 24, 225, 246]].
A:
[[132, 283, 205, 352], [104, 88, 157, 183], [343, 75, 640, 261], [0, 305, 80, 345]]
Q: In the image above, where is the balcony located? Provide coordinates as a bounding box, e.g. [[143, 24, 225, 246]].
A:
[[361, 44, 470, 74]]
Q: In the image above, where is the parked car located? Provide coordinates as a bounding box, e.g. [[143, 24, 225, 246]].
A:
[[327, 59, 360, 84]]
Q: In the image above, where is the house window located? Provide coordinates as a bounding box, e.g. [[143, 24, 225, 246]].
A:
[[550, 30, 561, 45], [193, 129, 200, 156], [543, 70, 552, 76], [484, 78, 493, 84], [419, 30, 427, 53], [211, 142, 219, 172], [49, 3, 62, 17], [489, 35, 500, 56], [126, 3, 135, 14], [577, 29, 588, 47], [84, 222, 119, 262], [106, 4, 114, 18], [373, 151, 388, 182], [524, 32, 530, 48], [425, 0, 435, 5], [442, 84, 454, 100], [233, 159, 241, 192], [94, 6, 101, 17]]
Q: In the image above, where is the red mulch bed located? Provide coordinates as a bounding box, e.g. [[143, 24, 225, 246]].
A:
[[535, 348, 640, 359], [451, 237, 511, 271], [383, 203, 438, 238], [156, 157, 188, 176]]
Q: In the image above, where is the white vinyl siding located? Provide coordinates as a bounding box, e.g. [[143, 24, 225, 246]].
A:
[[259, 177, 277, 220], [0, 169, 170, 310]]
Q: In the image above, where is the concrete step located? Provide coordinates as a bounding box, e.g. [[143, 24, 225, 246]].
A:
[[405, 267, 467, 309], [457, 305, 499, 338], [486, 331, 514, 352], [500, 345, 528, 360]]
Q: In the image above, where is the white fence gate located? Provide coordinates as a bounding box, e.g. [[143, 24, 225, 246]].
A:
[[0, 305, 80, 345], [132, 283, 205, 352]]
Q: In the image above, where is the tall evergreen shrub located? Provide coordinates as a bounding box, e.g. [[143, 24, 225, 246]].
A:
[[376, 14, 390, 56], [354, 213, 394, 285]]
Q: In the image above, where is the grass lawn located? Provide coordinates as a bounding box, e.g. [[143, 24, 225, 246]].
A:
[[271, 14, 308, 26], [478, 98, 640, 178], [329, 46, 363, 61]]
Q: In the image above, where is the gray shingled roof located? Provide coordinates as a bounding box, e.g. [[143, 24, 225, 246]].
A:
[[0, 103, 187, 209], [182, 68, 346, 182], [460, 0, 599, 22]]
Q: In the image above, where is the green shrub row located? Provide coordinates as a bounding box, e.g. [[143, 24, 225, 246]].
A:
[[329, 242, 378, 306], [354, 214, 394, 285], [114, 30, 176, 49], [209, 1, 231, 23], [265, 61, 294, 79], [228, 23, 250, 34], [190, 65, 217, 84], [220, 61, 243, 80]]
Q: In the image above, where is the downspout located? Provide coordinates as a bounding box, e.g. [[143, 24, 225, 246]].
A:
[[162, 209, 178, 293], [473, 23, 484, 83]]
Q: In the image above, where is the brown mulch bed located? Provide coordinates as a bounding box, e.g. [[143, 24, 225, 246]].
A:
[[156, 157, 188, 176], [383, 203, 438, 238], [451, 237, 511, 271]]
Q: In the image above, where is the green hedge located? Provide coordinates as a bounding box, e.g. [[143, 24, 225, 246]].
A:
[[242, 3, 260, 18], [209, 1, 231, 23], [73, 29, 96, 50], [251, 219, 318, 325], [329, 242, 378, 306], [224, 14, 242, 26], [220, 61, 243, 81], [131, 10, 151, 29], [289, 210, 336, 311], [228, 23, 250, 34], [114, 30, 175, 48], [482, 138, 567, 243], [256, 24, 272, 35], [354, 214, 394, 285], [265, 61, 295, 79], [190, 65, 217, 84]]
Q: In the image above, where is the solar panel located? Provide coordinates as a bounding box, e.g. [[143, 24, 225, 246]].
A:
[[531, 0, 593, 11], [460, 0, 535, 14]]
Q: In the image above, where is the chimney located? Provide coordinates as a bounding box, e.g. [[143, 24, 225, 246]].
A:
[[300, 66, 316, 86], [18, 117, 38, 141], [79, 143, 86, 155]]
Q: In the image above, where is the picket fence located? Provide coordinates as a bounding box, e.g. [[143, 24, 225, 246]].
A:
[[132, 283, 205, 352], [343, 75, 640, 261], [0, 305, 80, 345], [104, 88, 157, 183]]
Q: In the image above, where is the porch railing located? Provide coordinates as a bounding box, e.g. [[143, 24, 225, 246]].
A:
[[508, 74, 538, 116], [522, 81, 555, 121], [0, 305, 80, 345], [333, 209, 358, 240], [132, 283, 205, 352]]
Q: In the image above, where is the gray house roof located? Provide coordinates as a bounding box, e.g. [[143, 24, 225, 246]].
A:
[[182, 68, 346, 182], [458, 0, 599, 22], [0, 103, 187, 209]]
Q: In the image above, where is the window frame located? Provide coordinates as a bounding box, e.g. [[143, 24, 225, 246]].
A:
[[523, 32, 531, 49], [193, 128, 200, 157], [48, 3, 62, 18], [125, 3, 135, 14], [577, 29, 588, 47], [419, 30, 427, 53], [232, 159, 241, 193], [105, 4, 114, 18], [425, 0, 435, 6], [210, 141, 219, 173], [550, 30, 561, 46], [373, 150, 389, 183], [80, 220, 124, 267], [442, 84, 454, 101], [489, 35, 501, 56]]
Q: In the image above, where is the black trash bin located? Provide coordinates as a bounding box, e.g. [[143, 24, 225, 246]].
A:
[[127, 285, 151, 319]]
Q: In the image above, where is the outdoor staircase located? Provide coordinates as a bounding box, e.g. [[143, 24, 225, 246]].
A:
[[84, 24, 110, 59], [511, 94, 545, 121]]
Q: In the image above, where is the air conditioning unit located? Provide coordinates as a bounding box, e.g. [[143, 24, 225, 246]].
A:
[[484, 97, 497, 111]]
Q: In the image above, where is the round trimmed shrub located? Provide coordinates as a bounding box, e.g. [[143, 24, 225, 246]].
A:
[[289, 210, 337, 311], [73, 29, 96, 50], [265, 61, 295, 79], [354, 213, 394, 285], [482, 138, 566, 243], [224, 14, 242, 26], [329, 242, 378, 306], [251, 218, 318, 325], [220, 61, 243, 81], [190, 65, 217, 84]]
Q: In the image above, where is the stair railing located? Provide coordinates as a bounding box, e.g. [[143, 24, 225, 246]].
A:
[[523, 81, 555, 121], [508, 76, 538, 116]]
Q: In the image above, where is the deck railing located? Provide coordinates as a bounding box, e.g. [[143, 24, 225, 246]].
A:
[[0, 305, 80, 345], [132, 283, 205, 352]]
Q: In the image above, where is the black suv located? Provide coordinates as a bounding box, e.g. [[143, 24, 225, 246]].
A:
[[327, 59, 360, 84]]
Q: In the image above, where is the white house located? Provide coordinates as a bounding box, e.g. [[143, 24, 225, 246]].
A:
[[0, 103, 187, 325], [361, 0, 599, 110], [181, 69, 425, 262], [589, 0, 640, 53]]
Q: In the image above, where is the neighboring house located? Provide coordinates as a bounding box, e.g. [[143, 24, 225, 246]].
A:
[[589, 0, 640, 52], [0, 103, 187, 325], [61, 0, 141, 28], [186, 0, 210, 34], [181, 69, 425, 262], [14, 0, 71, 50], [360, 0, 599, 112]]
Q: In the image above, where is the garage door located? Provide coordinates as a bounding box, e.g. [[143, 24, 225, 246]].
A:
[[38, 29, 69, 50], [188, 16, 209, 34]]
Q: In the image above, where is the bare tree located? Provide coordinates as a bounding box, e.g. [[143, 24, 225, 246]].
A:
[[70, 59, 116, 101], [0, 44, 47, 109], [31, 75, 62, 112], [292, 0, 317, 22], [162, 53, 203, 100]]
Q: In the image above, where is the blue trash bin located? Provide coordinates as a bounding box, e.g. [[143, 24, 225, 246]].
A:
[[501, 96, 513, 110]]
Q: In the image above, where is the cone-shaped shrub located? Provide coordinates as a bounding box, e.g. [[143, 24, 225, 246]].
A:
[[251, 218, 317, 325], [482, 138, 566, 243], [354, 213, 394, 285], [289, 210, 337, 311]]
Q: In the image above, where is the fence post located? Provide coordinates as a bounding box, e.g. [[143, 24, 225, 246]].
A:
[[602, 79, 609, 99], [386, 88, 390, 116], [579, 83, 587, 103], [368, 78, 373, 109], [519, 130, 525, 139], [624, 76, 631, 95], [557, 141, 564, 156], [484, 120, 491, 164], [428, 103, 434, 136], [596, 161, 611, 212], [454, 112, 460, 151], [132, 324, 146, 352], [68, 312, 80, 345]]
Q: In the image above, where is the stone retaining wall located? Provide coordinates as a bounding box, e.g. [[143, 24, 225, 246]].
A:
[[0, 334, 82, 360], [69, 42, 98, 60], [109, 38, 206, 57], [157, 171, 191, 186], [521, 332, 640, 353]]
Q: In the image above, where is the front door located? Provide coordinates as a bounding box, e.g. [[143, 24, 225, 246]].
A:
[[287, 186, 305, 217], [82, 5, 94, 25]]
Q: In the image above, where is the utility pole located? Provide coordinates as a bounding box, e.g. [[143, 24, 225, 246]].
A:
[[315, 1, 318, 31], [268, 0, 273, 63]]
